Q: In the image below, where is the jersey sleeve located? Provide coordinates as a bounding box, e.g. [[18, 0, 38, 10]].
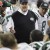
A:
[[6, 16, 14, 32], [30, 10, 38, 21], [18, 43, 33, 50], [39, 41, 50, 50]]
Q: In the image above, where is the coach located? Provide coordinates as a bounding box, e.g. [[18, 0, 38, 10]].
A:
[[12, 0, 38, 43]]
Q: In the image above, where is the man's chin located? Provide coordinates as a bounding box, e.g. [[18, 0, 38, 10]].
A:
[[22, 9, 27, 12]]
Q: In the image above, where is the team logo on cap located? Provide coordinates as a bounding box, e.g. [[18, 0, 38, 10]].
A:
[[0, 1, 3, 6], [44, 3, 47, 6], [30, 17, 34, 21]]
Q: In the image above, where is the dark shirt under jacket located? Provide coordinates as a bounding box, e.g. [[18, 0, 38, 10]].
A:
[[12, 10, 38, 43]]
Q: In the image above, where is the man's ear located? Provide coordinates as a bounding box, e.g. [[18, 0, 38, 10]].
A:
[[43, 34, 49, 42]]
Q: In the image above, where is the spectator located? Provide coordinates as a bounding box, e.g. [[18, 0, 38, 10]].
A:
[[12, 0, 38, 43]]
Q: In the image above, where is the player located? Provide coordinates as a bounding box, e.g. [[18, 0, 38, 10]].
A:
[[0, 1, 15, 33], [34, 2, 49, 35], [29, 30, 44, 50]]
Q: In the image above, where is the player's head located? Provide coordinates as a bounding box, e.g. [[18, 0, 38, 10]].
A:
[[39, 2, 48, 16], [0, 32, 17, 49], [0, 1, 11, 16], [37, 0, 44, 8], [20, 0, 28, 12], [30, 30, 44, 42], [0, 0, 11, 10], [10, 0, 18, 4]]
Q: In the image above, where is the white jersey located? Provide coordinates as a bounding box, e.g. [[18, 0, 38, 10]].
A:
[[17, 43, 33, 50], [34, 10, 48, 35], [6, 7, 13, 15], [0, 47, 11, 50], [29, 41, 44, 50], [2, 15, 14, 33], [0, 8, 14, 33], [39, 41, 50, 50]]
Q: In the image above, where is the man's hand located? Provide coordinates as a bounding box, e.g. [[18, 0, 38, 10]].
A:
[[0, 24, 4, 33], [9, 27, 15, 33]]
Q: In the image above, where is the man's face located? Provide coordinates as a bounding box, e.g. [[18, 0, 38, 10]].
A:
[[1, 7, 6, 12], [0, 7, 6, 17], [39, 7, 48, 16], [20, 2, 28, 12]]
